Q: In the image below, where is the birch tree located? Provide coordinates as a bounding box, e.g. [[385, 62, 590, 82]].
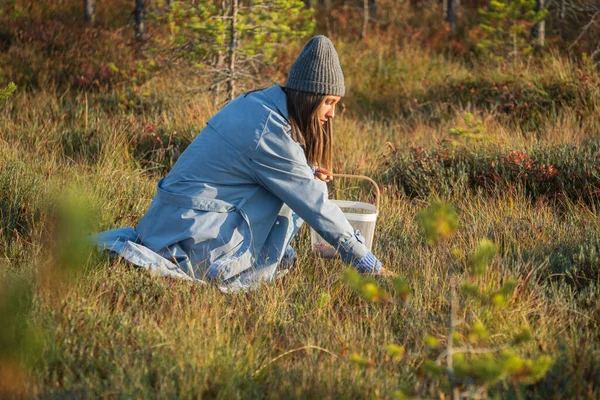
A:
[[361, 0, 377, 40], [83, 0, 95, 23], [532, 0, 545, 46]]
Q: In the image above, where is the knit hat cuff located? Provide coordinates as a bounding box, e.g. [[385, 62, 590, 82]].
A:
[[285, 77, 345, 97]]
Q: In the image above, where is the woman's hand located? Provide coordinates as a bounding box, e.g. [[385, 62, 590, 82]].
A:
[[314, 166, 333, 182]]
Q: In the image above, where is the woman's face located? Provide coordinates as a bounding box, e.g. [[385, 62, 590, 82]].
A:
[[317, 95, 342, 125]]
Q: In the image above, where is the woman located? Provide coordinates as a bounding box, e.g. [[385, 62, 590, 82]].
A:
[[95, 35, 384, 292]]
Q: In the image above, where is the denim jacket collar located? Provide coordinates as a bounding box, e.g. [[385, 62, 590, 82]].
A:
[[263, 85, 289, 122]]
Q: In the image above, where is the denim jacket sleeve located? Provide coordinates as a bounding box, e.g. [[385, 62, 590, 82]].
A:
[[248, 113, 369, 264]]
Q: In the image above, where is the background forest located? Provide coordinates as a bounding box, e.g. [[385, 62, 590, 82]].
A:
[[1, 0, 599, 399]]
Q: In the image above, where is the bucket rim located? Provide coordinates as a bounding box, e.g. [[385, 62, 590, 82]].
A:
[[331, 199, 377, 221], [331, 199, 377, 213], [340, 212, 377, 222]]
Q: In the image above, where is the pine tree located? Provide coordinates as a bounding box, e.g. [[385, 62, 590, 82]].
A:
[[166, 0, 314, 101], [0, 82, 16, 102], [478, 0, 548, 62]]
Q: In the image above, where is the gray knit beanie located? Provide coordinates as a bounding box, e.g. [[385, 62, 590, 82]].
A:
[[285, 35, 345, 97]]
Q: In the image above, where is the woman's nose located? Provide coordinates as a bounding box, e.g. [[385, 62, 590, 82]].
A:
[[326, 107, 335, 119]]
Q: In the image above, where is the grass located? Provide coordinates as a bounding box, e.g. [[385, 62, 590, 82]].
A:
[[1, 34, 600, 399]]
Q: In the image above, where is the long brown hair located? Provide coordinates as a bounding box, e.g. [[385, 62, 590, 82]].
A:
[[282, 86, 333, 172]]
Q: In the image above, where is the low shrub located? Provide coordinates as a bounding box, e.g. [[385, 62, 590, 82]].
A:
[[535, 236, 600, 289], [383, 139, 600, 203], [350, 73, 600, 130]]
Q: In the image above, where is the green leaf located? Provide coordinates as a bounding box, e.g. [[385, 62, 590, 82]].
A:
[[469, 239, 497, 275], [416, 200, 459, 245], [464, 112, 474, 125], [316, 293, 331, 309], [424, 335, 440, 349], [393, 390, 409, 400], [491, 292, 506, 307], [342, 268, 386, 302], [342, 268, 362, 288], [472, 354, 504, 383], [498, 278, 517, 297], [468, 321, 489, 341], [453, 353, 471, 378], [450, 127, 467, 136], [386, 344, 405, 362], [349, 352, 372, 368], [527, 355, 554, 383]]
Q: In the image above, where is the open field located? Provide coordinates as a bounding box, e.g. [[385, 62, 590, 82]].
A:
[[1, 3, 600, 398]]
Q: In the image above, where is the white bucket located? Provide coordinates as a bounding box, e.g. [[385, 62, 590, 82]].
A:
[[310, 174, 380, 259]]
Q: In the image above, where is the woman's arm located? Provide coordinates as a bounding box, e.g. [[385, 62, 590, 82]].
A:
[[248, 116, 381, 273]]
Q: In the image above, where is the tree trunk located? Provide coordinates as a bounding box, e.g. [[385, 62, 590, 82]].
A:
[[321, 0, 333, 37], [558, 0, 566, 39], [228, 0, 239, 102], [83, 0, 95, 23], [592, 42, 600, 73], [134, 0, 145, 41], [212, 0, 228, 103], [446, 0, 456, 33], [361, 0, 369, 40], [532, 0, 545, 47]]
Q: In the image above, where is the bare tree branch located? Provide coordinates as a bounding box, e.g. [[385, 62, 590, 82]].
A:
[[567, 11, 600, 51]]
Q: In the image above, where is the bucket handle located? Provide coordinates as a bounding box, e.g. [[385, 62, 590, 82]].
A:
[[332, 173, 380, 212]]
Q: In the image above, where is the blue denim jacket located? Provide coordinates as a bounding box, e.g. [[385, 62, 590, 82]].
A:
[[94, 85, 378, 291]]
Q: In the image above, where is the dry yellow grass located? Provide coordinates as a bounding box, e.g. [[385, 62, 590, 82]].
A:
[[1, 42, 599, 398]]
